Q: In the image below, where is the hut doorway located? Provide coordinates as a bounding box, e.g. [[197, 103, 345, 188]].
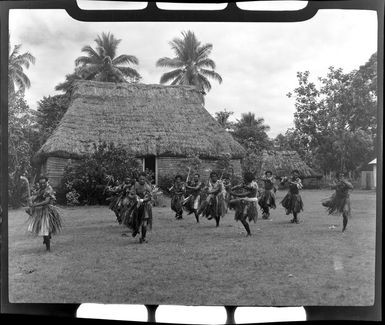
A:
[[144, 156, 157, 184]]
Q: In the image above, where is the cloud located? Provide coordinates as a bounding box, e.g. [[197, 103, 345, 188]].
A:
[[9, 9, 377, 138]]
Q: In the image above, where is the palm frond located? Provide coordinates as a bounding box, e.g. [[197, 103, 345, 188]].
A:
[[156, 57, 184, 68], [159, 69, 183, 84], [80, 45, 101, 62], [196, 74, 212, 92], [200, 69, 223, 84], [170, 74, 182, 85], [117, 66, 141, 79], [196, 58, 216, 70], [112, 54, 139, 66], [75, 56, 93, 66], [95, 32, 121, 59], [13, 70, 31, 90], [196, 43, 213, 61], [9, 44, 22, 59]]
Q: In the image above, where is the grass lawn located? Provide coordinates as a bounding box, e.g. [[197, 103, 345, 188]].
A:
[[8, 189, 376, 306]]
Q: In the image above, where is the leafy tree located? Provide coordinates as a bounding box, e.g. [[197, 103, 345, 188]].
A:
[[232, 112, 272, 153], [8, 91, 38, 207], [156, 31, 222, 93], [36, 94, 71, 145], [75, 32, 141, 83], [274, 128, 314, 167], [214, 109, 234, 130], [8, 40, 35, 94], [287, 53, 377, 174]]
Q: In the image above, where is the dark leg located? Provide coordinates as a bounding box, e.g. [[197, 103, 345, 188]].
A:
[[293, 212, 299, 224], [262, 206, 270, 219], [241, 220, 251, 236], [140, 225, 147, 243], [43, 236, 50, 251], [194, 210, 199, 223], [342, 213, 348, 232], [215, 215, 220, 227]]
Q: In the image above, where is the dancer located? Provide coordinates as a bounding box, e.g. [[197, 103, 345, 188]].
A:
[[280, 170, 304, 224], [258, 170, 277, 219], [132, 172, 153, 243], [322, 171, 353, 232], [25, 176, 63, 251], [170, 175, 186, 220], [228, 172, 259, 236], [107, 177, 133, 224], [184, 173, 203, 223], [197, 171, 226, 227]]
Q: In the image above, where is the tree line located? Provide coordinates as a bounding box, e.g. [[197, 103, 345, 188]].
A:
[[6, 30, 377, 207]]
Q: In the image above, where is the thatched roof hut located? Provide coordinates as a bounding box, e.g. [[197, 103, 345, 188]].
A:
[[260, 150, 322, 179], [36, 80, 246, 186]]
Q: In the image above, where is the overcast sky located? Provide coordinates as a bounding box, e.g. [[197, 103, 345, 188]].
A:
[[9, 8, 377, 137]]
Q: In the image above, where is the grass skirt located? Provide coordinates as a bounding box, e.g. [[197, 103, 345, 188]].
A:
[[182, 194, 200, 214], [280, 193, 303, 215], [121, 201, 152, 232], [322, 193, 351, 216], [258, 189, 276, 209], [26, 205, 62, 236], [108, 194, 124, 223], [171, 194, 184, 215], [198, 194, 226, 219], [228, 198, 258, 223]]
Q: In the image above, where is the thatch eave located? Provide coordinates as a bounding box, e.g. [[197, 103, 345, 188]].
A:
[[260, 150, 322, 179], [36, 80, 246, 162]]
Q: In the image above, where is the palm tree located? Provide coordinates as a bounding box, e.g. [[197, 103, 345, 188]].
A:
[[75, 32, 140, 83], [156, 31, 222, 93], [237, 113, 270, 132], [233, 112, 271, 151], [8, 40, 35, 94]]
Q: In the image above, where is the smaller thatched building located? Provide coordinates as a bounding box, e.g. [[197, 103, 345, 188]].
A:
[[259, 150, 322, 188], [35, 81, 246, 187]]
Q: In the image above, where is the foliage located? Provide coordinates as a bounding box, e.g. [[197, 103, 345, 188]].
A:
[[58, 141, 141, 205], [156, 30, 222, 93], [214, 153, 233, 179], [274, 128, 314, 167], [8, 40, 35, 95], [286, 53, 377, 174], [75, 32, 141, 83], [65, 186, 81, 206], [8, 91, 38, 207], [35, 94, 71, 146], [214, 109, 234, 130], [232, 112, 272, 153], [157, 174, 175, 196], [241, 152, 263, 177], [55, 68, 85, 95]]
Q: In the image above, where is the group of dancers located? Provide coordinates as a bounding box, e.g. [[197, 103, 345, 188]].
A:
[[23, 169, 353, 251], [168, 169, 303, 236]]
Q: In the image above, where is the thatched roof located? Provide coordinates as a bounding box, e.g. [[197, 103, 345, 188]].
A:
[[36, 81, 246, 161], [260, 150, 322, 178]]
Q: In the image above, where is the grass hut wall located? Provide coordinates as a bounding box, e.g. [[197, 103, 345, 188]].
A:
[[259, 150, 323, 189], [35, 80, 246, 187]]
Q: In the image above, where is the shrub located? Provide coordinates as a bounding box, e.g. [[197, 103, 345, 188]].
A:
[[158, 174, 175, 196], [58, 141, 141, 205], [242, 152, 263, 177]]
